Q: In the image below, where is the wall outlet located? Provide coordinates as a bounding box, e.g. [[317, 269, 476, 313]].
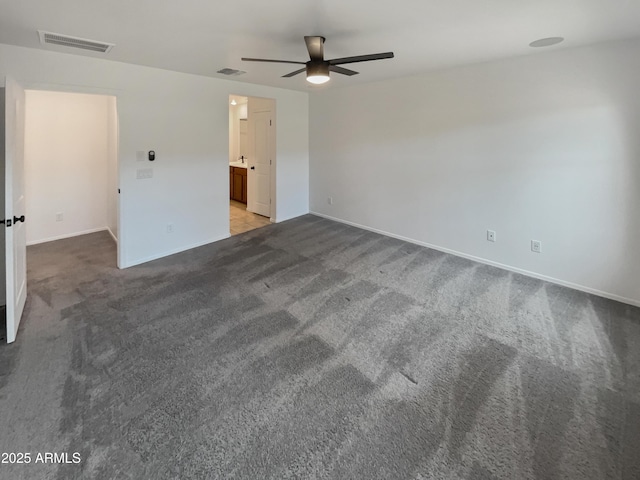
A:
[[327, 197, 333, 205], [167, 223, 174, 234], [487, 230, 496, 242], [55, 212, 63, 222], [531, 240, 542, 253]]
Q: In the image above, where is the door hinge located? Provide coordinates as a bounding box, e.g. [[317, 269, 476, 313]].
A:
[[269, 159, 272, 165], [269, 119, 272, 126]]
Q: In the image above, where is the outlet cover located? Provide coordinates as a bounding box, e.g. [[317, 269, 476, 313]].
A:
[[531, 240, 542, 253], [56, 212, 63, 222], [327, 197, 333, 205], [167, 224, 174, 233], [487, 230, 496, 242]]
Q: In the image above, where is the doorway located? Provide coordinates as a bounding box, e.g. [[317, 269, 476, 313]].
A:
[[23, 90, 119, 253], [228, 95, 276, 235], [2, 84, 120, 344]]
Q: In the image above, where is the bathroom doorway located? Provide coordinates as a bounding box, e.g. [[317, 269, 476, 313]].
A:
[[229, 95, 275, 235]]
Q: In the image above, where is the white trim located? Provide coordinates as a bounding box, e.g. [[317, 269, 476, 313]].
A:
[[121, 234, 231, 268], [107, 227, 118, 244], [27, 227, 109, 246], [273, 213, 303, 224], [311, 211, 640, 308]]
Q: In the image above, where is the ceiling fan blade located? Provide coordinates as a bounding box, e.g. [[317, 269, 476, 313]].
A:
[[304, 36, 325, 61], [241, 57, 306, 65], [329, 65, 359, 76], [329, 52, 394, 65], [282, 67, 306, 78]]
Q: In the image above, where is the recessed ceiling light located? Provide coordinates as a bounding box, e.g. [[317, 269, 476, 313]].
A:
[[529, 37, 564, 48]]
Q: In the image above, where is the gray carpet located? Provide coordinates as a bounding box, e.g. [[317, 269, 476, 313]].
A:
[[1, 215, 639, 480]]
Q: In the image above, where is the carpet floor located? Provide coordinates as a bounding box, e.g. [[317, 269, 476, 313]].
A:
[[0, 215, 639, 480]]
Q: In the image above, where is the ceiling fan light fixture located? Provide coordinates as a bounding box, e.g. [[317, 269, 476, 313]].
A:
[[307, 74, 330, 85], [241, 36, 394, 83], [306, 62, 330, 84]]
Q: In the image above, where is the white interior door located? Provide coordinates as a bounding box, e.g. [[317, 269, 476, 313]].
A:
[[4, 76, 27, 344], [247, 100, 273, 218]]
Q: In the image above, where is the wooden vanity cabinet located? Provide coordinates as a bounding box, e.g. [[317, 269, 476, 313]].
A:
[[229, 166, 247, 204]]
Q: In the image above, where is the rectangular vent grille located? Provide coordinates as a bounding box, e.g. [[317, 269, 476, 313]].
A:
[[217, 68, 246, 76], [38, 30, 115, 53]]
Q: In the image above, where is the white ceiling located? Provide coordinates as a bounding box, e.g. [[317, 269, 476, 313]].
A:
[[2, 0, 640, 92]]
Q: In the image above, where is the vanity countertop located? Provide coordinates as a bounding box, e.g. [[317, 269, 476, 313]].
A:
[[229, 161, 248, 169]]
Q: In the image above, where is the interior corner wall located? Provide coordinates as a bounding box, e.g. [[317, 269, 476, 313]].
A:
[[0, 43, 309, 268], [310, 38, 640, 306], [24, 90, 109, 245], [229, 103, 241, 163], [106, 96, 118, 241]]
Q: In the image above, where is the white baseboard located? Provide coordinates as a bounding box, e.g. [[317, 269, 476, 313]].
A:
[[107, 227, 118, 244], [274, 212, 307, 224], [27, 227, 109, 246], [311, 211, 640, 308], [121, 234, 231, 268]]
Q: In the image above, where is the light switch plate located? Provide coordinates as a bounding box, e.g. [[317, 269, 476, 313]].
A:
[[136, 168, 153, 179], [136, 151, 146, 162]]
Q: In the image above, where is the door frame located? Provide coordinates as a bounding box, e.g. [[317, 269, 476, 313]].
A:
[[228, 94, 276, 223], [23, 86, 123, 269]]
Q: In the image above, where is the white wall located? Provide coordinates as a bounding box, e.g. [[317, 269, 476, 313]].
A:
[[310, 38, 640, 306], [24, 90, 111, 245], [229, 104, 239, 163], [230, 101, 255, 163], [228, 102, 247, 163], [0, 43, 309, 267]]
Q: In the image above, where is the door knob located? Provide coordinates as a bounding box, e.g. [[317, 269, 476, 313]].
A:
[[13, 215, 25, 223], [250, 166, 255, 170]]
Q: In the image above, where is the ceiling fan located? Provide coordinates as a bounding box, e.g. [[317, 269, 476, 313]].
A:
[[242, 36, 394, 85]]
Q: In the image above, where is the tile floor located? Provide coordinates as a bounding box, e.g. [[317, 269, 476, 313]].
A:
[[229, 200, 271, 235]]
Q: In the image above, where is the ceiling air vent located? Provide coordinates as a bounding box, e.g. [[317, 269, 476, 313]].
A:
[[217, 68, 246, 76], [38, 30, 115, 53]]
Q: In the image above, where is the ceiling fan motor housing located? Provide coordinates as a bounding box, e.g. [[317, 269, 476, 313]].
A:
[[306, 61, 330, 78]]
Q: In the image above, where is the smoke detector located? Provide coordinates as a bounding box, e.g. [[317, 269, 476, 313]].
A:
[[217, 68, 246, 76], [38, 30, 115, 53], [529, 37, 564, 48]]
